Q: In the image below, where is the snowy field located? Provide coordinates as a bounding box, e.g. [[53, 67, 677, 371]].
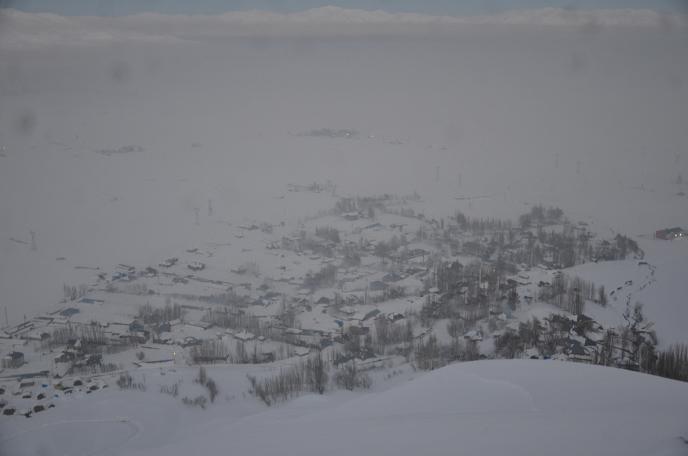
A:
[[1, 360, 687, 456]]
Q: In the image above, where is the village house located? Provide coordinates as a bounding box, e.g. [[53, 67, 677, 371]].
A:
[[655, 227, 686, 240], [2, 351, 25, 368], [233, 330, 255, 342], [187, 261, 206, 271]]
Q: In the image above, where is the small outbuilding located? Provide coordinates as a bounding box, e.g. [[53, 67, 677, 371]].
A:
[[2, 351, 24, 368]]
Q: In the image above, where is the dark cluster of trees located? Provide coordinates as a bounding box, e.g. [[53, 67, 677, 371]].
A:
[[195, 290, 253, 307], [304, 264, 338, 290], [138, 302, 183, 325], [374, 235, 408, 260], [454, 211, 514, 234], [495, 318, 546, 358], [203, 308, 263, 335], [341, 243, 362, 267], [231, 340, 280, 364], [654, 344, 688, 382], [518, 205, 564, 229], [490, 302, 688, 386], [338, 332, 375, 362], [50, 322, 107, 348], [299, 235, 336, 258], [190, 339, 229, 364], [333, 360, 372, 391], [596, 302, 657, 372], [116, 372, 146, 391], [246, 349, 378, 406], [315, 226, 341, 244], [373, 318, 414, 355], [414, 333, 479, 371], [182, 395, 208, 409], [370, 285, 407, 303], [538, 274, 602, 316], [333, 195, 389, 216], [63, 283, 88, 301], [196, 366, 219, 403], [247, 351, 329, 405]]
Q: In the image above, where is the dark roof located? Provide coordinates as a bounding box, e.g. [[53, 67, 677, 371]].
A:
[[60, 308, 80, 317], [657, 227, 684, 234], [369, 281, 387, 291]]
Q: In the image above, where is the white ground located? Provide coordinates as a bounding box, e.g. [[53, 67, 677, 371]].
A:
[[2, 360, 687, 456]]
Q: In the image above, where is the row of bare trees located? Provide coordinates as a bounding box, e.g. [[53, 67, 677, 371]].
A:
[[247, 351, 329, 405]]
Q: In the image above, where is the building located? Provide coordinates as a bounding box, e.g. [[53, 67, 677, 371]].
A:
[[187, 261, 206, 271], [2, 351, 25, 368], [655, 227, 686, 240]]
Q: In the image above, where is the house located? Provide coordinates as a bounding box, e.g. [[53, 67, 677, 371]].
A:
[[316, 296, 331, 306], [387, 312, 405, 322], [362, 309, 381, 321], [342, 212, 361, 221], [187, 261, 206, 271], [59, 307, 80, 318], [655, 227, 686, 240], [114, 265, 137, 281], [339, 305, 356, 315], [128, 320, 145, 333], [294, 346, 310, 357], [2, 351, 25, 368], [566, 340, 592, 363], [382, 272, 403, 283], [54, 351, 74, 364], [159, 257, 178, 268], [156, 321, 172, 333], [464, 330, 483, 342], [369, 281, 387, 292], [233, 330, 255, 342], [187, 321, 213, 330], [181, 336, 202, 347], [258, 352, 275, 363]]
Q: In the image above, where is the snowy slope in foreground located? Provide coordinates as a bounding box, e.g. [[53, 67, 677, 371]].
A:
[[137, 361, 688, 456], [156, 362, 688, 456], [5, 360, 686, 456]]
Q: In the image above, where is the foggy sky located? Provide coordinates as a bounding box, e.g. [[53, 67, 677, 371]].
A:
[[0, 8, 687, 323]]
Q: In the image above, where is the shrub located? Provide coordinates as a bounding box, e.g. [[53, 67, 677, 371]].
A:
[[182, 395, 208, 409]]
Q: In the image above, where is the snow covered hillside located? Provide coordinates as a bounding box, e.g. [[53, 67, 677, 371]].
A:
[[2, 360, 687, 456]]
